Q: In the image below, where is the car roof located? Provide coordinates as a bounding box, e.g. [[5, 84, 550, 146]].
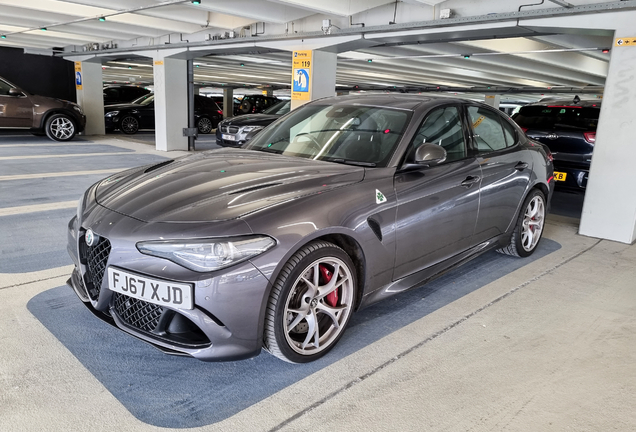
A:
[[313, 94, 481, 111]]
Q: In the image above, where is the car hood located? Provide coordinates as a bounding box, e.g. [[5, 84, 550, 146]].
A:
[[221, 114, 280, 127], [95, 148, 365, 223]]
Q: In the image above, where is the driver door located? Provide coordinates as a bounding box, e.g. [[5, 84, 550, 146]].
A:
[[393, 104, 481, 281], [0, 79, 32, 128]]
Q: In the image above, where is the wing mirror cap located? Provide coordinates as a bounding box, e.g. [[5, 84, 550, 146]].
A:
[[8, 88, 24, 96], [413, 143, 447, 166]]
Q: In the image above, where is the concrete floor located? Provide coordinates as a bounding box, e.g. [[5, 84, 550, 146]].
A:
[[0, 134, 634, 431]]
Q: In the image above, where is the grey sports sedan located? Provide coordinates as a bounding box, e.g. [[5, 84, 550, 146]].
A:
[[67, 95, 554, 363]]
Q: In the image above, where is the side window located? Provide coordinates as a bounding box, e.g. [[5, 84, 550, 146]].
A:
[[467, 106, 507, 153], [411, 106, 467, 162], [0, 79, 13, 95], [501, 118, 517, 147]]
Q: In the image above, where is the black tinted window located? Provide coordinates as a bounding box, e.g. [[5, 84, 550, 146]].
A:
[[501, 118, 517, 146], [411, 106, 466, 162], [468, 106, 507, 153], [513, 106, 599, 131]]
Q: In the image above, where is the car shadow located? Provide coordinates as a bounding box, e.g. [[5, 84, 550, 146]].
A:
[[27, 239, 560, 428]]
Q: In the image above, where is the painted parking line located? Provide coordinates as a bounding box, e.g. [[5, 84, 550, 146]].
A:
[[0, 143, 93, 147], [0, 201, 77, 216], [0, 169, 122, 181], [0, 152, 135, 161]]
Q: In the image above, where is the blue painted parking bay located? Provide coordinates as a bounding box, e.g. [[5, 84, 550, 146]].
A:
[[28, 239, 560, 429]]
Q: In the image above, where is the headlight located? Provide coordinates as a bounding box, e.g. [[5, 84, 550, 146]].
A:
[[137, 236, 276, 272], [73, 105, 84, 114], [242, 125, 264, 133], [105, 111, 119, 117]]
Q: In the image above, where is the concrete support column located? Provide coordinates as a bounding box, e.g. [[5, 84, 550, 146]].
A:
[[75, 61, 105, 135], [484, 94, 501, 109], [579, 31, 636, 244], [153, 55, 188, 151], [262, 88, 273, 97], [291, 50, 337, 110], [223, 87, 234, 119]]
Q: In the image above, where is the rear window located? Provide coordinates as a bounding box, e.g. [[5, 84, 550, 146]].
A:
[[513, 106, 599, 131]]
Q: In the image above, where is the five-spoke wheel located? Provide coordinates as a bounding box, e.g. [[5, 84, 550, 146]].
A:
[[497, 189, 546, 257], [45, 114, 76, 141], [264, 241, 356, 363]]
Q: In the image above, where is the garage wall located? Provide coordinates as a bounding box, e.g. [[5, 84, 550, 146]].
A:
[[0, 47, 76, 102]]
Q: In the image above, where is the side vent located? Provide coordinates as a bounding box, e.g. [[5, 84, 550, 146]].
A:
[[144, 159, 174, 173], [367, 217, 383, 242]]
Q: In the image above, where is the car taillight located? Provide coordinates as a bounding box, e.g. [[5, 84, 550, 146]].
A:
[[547, 151, 553, 162], [584, 132, 596, 144], [521, 127, 528, 133], [217, 110, 223, 115]]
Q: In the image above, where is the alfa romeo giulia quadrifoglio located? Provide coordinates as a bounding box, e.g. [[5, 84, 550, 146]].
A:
[[67, 95, 554, 363]]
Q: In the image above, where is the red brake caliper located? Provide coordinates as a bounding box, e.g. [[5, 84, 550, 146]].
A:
[[319, 264, 338, 307]]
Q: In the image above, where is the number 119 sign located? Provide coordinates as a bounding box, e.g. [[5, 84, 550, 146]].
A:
[[292, 50, 312, 101]]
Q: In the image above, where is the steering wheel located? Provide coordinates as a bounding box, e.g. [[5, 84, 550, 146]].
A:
[[291, 133, 322, 155]]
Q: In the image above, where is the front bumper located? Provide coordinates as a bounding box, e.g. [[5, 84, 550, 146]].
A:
[[215, 128, 243, 147], [67, 203, 272, 362]]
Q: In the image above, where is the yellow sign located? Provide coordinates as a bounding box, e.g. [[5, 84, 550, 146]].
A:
[[472, 115, 485, 129], [291, 50, 312, 101], [74, 62, 82, 90], [614, 37, 636, 47], [154, 60, 164, 66]]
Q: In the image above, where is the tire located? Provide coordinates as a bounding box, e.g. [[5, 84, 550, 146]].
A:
[[197, 116, 213, 134], [120, 115, 139, 134], [45, 113, 76, 141], [497, 189, 546, 257], [264, 241, 357, 363]]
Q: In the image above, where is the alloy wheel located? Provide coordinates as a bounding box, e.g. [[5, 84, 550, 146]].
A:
[[50, 117, 75, 140], [120, 116, 139, 134], [283, 257, 354, 356], [521, 195, 545, 252], [197, 117, 213, 134]]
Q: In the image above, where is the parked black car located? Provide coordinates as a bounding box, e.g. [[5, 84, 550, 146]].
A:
[[209, 95, 241, 116], [216, 100, 291, 147], [0, 75, 86, 141], [238, 94, 280, 114], [512, 97, 599, 191], [104, 94, 223, 134], [103, 85, 151, 105]]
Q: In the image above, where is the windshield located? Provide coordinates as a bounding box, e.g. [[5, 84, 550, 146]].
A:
[[243, 104, 411, 167], [132, 94, 154, 106], [262, 100, 291, 115], [513, 105, 599, 131]]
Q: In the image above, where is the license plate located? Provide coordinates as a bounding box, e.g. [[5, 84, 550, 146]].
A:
[[222, 134, 236, 141], [107, 267, 193, 310], [554, 171, 567, 182]]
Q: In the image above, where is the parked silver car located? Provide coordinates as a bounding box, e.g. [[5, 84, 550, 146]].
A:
[[67, 95, 553, 363]]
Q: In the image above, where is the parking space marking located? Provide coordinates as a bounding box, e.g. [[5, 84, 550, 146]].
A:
[[0, 201, 77, 216], [0, 152, 135, 161], [0, 169, 121, 181], [0, 143, 92, 147]]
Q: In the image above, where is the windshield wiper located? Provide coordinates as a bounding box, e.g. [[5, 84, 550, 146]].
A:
[[322, 157, 376, 167]]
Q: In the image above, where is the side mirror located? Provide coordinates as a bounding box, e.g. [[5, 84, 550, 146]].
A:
[[9, 88, 23, 96], [413, 143, 447, 166]]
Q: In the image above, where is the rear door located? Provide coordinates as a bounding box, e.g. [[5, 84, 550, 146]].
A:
[[466, 104, 532, 243], [393, 104, 481, 280]]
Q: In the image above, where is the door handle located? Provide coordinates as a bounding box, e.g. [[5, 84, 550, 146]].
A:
[[515, 162, 529, 171], [461, 176, 480, 187]]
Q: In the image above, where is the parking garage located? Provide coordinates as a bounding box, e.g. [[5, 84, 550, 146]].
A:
[[1, 1, 635, 430]]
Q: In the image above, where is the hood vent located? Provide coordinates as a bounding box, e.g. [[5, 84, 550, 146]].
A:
[[228, 183, 282, 195], [144, 159, 174, 173], [367, 217, 383, 242]]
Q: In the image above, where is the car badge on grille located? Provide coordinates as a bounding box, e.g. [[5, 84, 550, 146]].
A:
[[547, 133, 559, 140], [85, 229, 99, 247]]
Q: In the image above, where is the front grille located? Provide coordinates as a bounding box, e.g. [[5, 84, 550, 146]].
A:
[[222, 125, 239, 134], [85, 238, 111, 300], [114, 294, 164, 332]]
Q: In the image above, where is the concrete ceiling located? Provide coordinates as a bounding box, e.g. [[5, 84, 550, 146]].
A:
[[0, 0, 619, 101]]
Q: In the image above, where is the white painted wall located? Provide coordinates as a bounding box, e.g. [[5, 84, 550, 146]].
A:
[[75, 61, 105, 136], [153, 55, 188, 151]]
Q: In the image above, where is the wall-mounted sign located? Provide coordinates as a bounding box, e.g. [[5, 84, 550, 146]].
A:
[[74, 62, 82, 90], [154, 60, 164, 66], [615, 37, 636, 47], [292, 50, 312, 101]]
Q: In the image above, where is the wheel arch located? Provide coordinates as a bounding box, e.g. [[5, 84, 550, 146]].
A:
[[37, 109, 76, 130]]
